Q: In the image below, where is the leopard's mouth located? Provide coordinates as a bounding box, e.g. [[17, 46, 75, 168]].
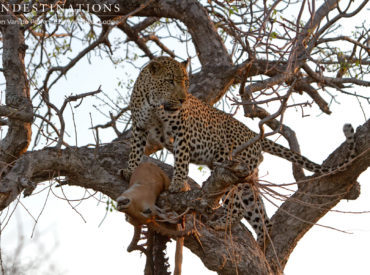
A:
[[163, 102, 182, 112]]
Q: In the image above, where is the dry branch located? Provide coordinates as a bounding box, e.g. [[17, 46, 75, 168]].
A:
[[0, 0, 369, 274], [265, 120, 370, 273], [0, 119, 369, 274]]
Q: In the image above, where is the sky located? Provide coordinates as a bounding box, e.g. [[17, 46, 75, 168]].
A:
[[1, 3, 369, 275], [1, 52, 369, 275]]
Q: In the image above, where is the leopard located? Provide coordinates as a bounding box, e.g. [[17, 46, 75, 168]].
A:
[[123, 56, 356, 245]]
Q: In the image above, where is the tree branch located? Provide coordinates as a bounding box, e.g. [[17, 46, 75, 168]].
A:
[[0, 105, 33, 123], [1, 119, 369, 273], [0, 138, 272, 274], [0, 13, 32, 164], [65, 0, 235, 104], [265, 120, 370, 273]]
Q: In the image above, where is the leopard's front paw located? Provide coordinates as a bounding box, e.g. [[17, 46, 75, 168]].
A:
[[118, 168, 132, 181], [168, 180, 190, 193]]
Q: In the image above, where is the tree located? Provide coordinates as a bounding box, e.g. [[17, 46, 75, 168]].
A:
[[0, 0, 369, 274]]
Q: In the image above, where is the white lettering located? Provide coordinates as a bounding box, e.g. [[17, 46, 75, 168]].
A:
[[12, 4, 22, 12], [92, 4, 101, 12], [102, 4, 111, 12], [0, 4, 10, 12]]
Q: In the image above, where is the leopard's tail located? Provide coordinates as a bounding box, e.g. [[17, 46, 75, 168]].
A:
[[261, 124, 356, 174]]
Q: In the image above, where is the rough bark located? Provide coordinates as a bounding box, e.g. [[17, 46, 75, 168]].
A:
[[0, 14, 32, 165], [265, 120, 370, 273], [0, 0, 369, 274], [0, 119, 368, 274], [65, 0, 235, 103]]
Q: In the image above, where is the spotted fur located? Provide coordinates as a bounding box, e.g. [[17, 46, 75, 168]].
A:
[[124, 56, 356, 244]]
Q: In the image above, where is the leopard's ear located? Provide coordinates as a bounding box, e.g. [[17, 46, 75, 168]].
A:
[[181, 58, 190, 70], [148, 60, 163, 76]]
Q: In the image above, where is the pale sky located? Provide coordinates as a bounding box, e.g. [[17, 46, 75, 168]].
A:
[[1, 4, 369, 274], [1, 52, 369, 275]]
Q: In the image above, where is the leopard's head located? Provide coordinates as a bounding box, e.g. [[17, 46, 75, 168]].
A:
[[142, 56, 189, 111]]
